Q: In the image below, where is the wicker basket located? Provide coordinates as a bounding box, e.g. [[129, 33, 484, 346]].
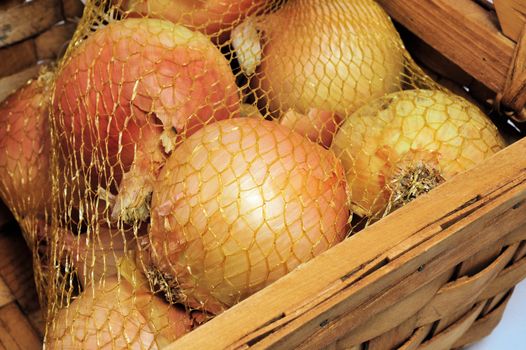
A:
[[0, 0, 525, 349]]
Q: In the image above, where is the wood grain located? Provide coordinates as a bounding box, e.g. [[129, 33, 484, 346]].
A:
[[0, 40, 36, 78], [62, 0, 84, 19], [378, 0, 515, 94], [0, 65, 40, 103], [0, 303, 41, 349], [495, 0, 526, 42], [0, 229, 40, 314], [0, 0, 61, 48], [35, 22, 76, 60]]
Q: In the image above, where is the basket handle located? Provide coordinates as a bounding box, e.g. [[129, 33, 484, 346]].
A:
[[497, 23, 526, 122]]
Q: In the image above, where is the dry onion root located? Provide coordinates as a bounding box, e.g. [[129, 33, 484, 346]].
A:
[[331, 89, 506, 219], [46, 257, 192, 349], [120, 0, 271, 43], [232, 0, 405, 146], [147, 118, 350, 314], [53, 18, 240, 224]]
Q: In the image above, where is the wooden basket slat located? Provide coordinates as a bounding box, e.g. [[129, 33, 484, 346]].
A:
[[168, 138, 526, 350], [378, 0, 514, 98], [0, 1, 524, 348], [456, 245, 502, 278], [398, 323, 434, 350], [452, 290, 513, 348], [0, 228, 40, 315], [366, 315, 419, 350], [296, 200, 524, 350], [479, 253, 526, 300], [417, 303, 484, 350], [0, 302, 41, 350], [0, 276, 15, 308], [0, 0, 62, 48], [332, 270, 452, 347], [495, 0, 526, 42], [63, 0, 85, 19], [34, 22, 77, 61], [0, 40, 37, 78], [0, 65, 41, 102]]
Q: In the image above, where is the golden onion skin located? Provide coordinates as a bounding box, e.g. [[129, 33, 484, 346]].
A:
[[46, 277, 191, 349], [149, 118, 349, 313], [121, 0, 270, 43], [332, 89, 506, 218], [253, 0, 405, 118]]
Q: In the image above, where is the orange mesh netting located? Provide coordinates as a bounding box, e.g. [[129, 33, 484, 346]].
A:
[[0, 0, 506, 348]]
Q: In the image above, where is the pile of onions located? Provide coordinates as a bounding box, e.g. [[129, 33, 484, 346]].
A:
[[120, 0, 271, 43], [53, 18, 240, 223], [147, 117, 349, 313], [331, 89, 506, 218], [232, 0, 405, 145], [0, 75, 52, 222], [47, 257, 192, 349]]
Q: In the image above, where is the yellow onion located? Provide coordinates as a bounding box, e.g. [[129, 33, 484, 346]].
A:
[[332, 89, 506, 218], [60, 226, 138, 286], [148, 118, 349, 313], [53, 18, 240, 224], [0, 74, 52, 221], [279, 109, 341, 148], [121, 0, 271, 43], [47, 257, 192, 349], [232, 0, 405, 142]]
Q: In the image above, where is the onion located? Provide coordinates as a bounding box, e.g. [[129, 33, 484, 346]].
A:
[[47, 257, 192, 349], [0, 74, 52, 222], [279, 108, 342, 148], [331, 89, 506, 219], [232, 0, 405, 141], [53, 18, 240, 224], [120, 0, 271, 43], [147, 117, 349, 313], [60, 225, 138, 286]]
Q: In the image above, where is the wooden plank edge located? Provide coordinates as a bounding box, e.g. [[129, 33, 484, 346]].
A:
[[377, 0, 515, 94], [495, 0, 526, 42], [166, 137, 526, 350]]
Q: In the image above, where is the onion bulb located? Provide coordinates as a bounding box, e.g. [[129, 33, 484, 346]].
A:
[[147, 118, 349, 313], [232, 0, 405, 141], [60, 225, 138, 286], [332, 89, 506, 218], [46, 257, 192, 349], [0, 74, 52, 222], [53, 18, 240, 224], [120, 0, 271, 43]]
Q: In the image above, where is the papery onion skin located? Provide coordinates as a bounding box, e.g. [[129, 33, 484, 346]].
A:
[[250, 0, 405, 118], [53, 18, 240, 222], [332, 89, 506, 218], [120, 0, 270, 42], [149, 118, 350, 314], [280, 108, 342, 148], [46, 277, 192, 349], [0, 78, 51, 220]]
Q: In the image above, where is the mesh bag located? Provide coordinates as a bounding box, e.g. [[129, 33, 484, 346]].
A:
[[0, 0, 507, 348]]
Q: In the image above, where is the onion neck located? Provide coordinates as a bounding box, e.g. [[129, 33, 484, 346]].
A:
[[232, 17, 262, 76], [111, 128, 176, 224]]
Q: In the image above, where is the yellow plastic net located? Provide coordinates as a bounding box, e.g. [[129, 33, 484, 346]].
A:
[[0, 0, 507, 348]]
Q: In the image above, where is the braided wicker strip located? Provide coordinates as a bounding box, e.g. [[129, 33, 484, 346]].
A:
[[330, 224, 526, 349]]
